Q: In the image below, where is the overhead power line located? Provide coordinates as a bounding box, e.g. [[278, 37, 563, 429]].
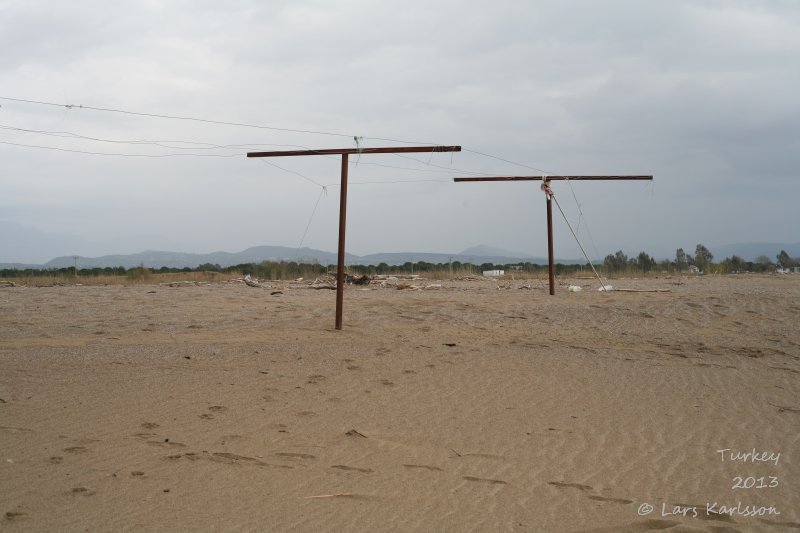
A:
[[0, 95, 355, 139], [0, 123, 308, 151], [0, 94, 557, 176], [0, 120, 496, 177], [463, 148, 552, 175], [1, 95, 625, 264], [0, 140, 241, 158]]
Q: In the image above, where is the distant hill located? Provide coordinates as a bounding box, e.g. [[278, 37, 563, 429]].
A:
[[43, 246, 355, 270], [27, 244, 558, 270], [4, 240, 798, 270]]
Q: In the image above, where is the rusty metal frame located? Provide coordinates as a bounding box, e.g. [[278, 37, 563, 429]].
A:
[[249, 145, 461, 330], [453, 175, 653, 294]]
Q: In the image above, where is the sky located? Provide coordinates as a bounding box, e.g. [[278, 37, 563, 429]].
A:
[[1, 0, 798, 264]]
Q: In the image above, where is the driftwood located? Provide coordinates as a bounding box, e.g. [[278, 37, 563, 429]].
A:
[[613, 288, 671, 293], [0, 280, 16, 288], [239, 274, 260, 288], [160, 281, 211, 287], [229, 276, 269, 288], [370, 274, 420, 281]]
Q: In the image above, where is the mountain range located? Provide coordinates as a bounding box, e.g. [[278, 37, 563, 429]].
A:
[[1, 241, 797, 270], [2, 245, 552, 270], [1, 221, 797, 269]]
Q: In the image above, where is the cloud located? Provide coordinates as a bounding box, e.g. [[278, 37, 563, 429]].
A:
[[1, 1, 798, 262]]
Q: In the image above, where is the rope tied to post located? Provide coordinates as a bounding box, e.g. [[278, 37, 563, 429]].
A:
[[540, 178, 553, 198], [353, 136, 363, 166]]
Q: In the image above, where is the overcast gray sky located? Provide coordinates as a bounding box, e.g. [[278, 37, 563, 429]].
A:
[[1, 0, 798, 264]]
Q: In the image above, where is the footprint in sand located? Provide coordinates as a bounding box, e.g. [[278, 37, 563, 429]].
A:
[[403, 464, 443, 472], [590, 519, 679, 532], [178, 452, 294, 469], [548, 481, 593, 491], [460, 453, 505, 460], [587, 495, 633, 504], [70, 487, 96, 496], [141, 422, 160, 429], [550, 481, 636, 507], [216, 434, 244, 445], [147, 440, 187, 449], [5, 511, 26, 521], [463, 476, 507, 485], [306, 493, 370, 500], [207, 406, 227, 412], [212, 452, 259, 463], [330, 465, 373, 473], [63, 446, 87, 454], [275, 452, 316, 460], [734, 346, 764, 358]]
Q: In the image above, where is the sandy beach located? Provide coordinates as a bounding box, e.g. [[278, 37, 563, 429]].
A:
[[1, 274, 798, 532]]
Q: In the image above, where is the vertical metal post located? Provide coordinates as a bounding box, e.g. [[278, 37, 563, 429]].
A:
[[335, 153, 349, 330], [453, 174, 652, 297], [546, 192, 555, 295]]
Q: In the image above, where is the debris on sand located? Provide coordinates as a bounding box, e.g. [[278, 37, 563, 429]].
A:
[[243, 274, 262, 288]]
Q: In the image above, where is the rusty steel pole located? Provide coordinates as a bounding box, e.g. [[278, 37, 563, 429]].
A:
[[453, 175, 653, 296], [546, 192, 555, 295], [335, 154, 349, 330], [249, 145, 461, 331]]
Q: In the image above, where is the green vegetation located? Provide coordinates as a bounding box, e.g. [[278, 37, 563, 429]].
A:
[[601, 245, 798, 275], [2, 245, 797, 285]]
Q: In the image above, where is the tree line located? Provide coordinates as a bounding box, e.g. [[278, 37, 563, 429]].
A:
[[2, 247, 797, 280], [1, 261, 568, 279], [602, 245, 798, 274]]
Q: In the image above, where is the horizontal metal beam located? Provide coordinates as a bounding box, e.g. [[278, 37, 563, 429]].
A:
[[454, 175, 653, 182], [248, 146, 461, 158]]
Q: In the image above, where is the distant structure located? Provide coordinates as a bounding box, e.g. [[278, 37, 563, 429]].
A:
[[248, 144, 461, 331]]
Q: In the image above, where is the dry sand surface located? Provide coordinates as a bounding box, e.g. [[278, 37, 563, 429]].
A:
[[1, 274, 799, 532]]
